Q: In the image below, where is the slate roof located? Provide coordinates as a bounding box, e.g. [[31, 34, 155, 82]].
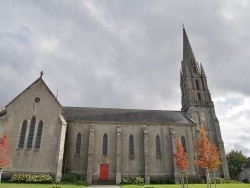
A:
[[63, 106, 194, 125]]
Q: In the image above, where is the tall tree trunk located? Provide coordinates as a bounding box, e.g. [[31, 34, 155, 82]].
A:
[[214, 172, 216, 188], [179, 172, 183, 188], [185, 172, 188, 188], [208, 170, 211, 188], [182, 172, 184, 188], [206, 168, 209, 188], [0, 167, 3, 183]]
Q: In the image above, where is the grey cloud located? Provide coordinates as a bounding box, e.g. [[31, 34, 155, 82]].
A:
[[0, 1, 250, 155]]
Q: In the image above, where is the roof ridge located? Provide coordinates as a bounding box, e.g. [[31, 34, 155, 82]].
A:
[[63, 106, 183, 112]]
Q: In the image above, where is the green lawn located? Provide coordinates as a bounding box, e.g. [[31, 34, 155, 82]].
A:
[[1, 184, 249, 188], [121, 184, 249, 188], [0, 183, 86, 188]]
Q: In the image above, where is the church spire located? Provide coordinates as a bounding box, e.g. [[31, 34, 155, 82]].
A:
[[179, 28, 230, 180], [180, 28, 213, 111], [183, 28, 196, 63]]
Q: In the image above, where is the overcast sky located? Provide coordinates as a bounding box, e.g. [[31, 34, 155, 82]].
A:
[[0, 1, 249, 156]]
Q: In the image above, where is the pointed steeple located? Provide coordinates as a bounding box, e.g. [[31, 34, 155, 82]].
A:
[[180, 28, 213, 111], [183, 28, 196, 63]]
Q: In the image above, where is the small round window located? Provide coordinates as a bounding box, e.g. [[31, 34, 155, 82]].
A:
[[35, 97, 40, 103]]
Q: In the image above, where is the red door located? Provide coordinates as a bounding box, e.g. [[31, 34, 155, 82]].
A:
[[100, 164, 109, 180]]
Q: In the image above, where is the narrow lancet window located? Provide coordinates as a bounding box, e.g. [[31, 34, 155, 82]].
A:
[[181, 135, 187, 153], [156, 135, 161, 157], [103, 133, 108, 155], [75, 132, 81, 155], [198, 92, 201, 101], [196, 79, 200, 90], [193, 65, 197, 73], [27, 116, 36, 148], [18, 120, 27, 148], [35, 121, 43, 149], [129, 134, 134, 156]]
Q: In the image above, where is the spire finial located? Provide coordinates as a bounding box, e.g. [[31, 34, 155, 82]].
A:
[[40, 71, 44, 78], [183, 27, 196, 62], [182, 22, 185, 29]]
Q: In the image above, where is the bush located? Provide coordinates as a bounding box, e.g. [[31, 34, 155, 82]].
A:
[[133, 177, 144, 185], [52, 185, 62, 188], [60, 172, 87, 185], [214, 177, 242, 184], [1, 173, 11, 182], [61, 172, 83, 182], [188, 178, 205, 184], [150, 178, 175, 184], [121, 177, 132, 184], [121, 177, 144, 185], [11, 174, 53, 183], [242, 179, 249, 183]]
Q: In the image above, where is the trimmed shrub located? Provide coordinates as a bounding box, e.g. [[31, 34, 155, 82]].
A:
[[121, 177, 132, 184], [150, 178, 175, 184], [133, 176, 144, 185], [61, 172, 87, 185], [52, 185, 62, 188], [11, 174, 53, 183], [121, 177, 144, 185], [242, 179, 249, 183], [214, 177, 242, 184], [188, 178, 205, 184], [61, 172, 83, 182]]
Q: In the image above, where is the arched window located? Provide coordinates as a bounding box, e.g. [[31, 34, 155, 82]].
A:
[[103, 133, 108, 155], [181, 135, 187, 153], [75, 132, 81, 155], [18, 120, 27, 148], [196, 79, 200, 90], [156, 135, 161, 157], [35, 121, 43, 149], [27, 116, 36, 148], [198, 92, 201, 101], [129, 134, 134, 156]]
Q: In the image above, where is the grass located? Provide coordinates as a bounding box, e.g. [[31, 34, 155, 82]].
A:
[[1, 183, 249, 188], [121, 184, 250, 188], [0, 183, 87, 188]]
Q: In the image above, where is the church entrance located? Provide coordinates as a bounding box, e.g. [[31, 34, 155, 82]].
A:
[[100, 163, 109, 180]]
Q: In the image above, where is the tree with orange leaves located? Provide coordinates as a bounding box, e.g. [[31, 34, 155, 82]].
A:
[[173, 138, 189, 187], [0, 132, 11, 183], [194, 125, 221, 188]]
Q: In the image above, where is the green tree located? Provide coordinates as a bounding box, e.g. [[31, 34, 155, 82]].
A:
[[226, 150, 247, 180]]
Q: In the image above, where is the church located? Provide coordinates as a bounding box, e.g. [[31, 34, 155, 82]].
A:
[[0, 29, 230, 184]]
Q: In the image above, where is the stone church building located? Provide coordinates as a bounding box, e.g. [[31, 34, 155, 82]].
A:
[[0, 29, 229, 184]]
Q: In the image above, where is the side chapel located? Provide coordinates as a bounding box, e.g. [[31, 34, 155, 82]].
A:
[[0, 29, 230, 184]]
